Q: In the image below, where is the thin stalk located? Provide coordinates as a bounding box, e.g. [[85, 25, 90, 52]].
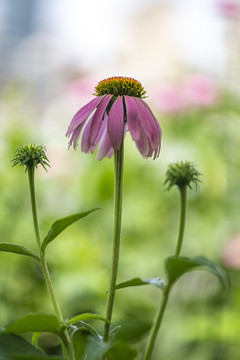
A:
[[103, 141, 124, 342], [143, 185, 188, 360], [27, 166, 75, 360], [143, 286, 170, 360], [175, 186, 187, 258]]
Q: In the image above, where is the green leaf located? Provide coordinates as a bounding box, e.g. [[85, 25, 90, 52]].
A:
[[84, 327, 142, 359], [116, 277, 164, 291], [85, 338, 110, 360], [0, 243, 40, 262], [86, 338, 138, 360], [4, 313, 62, 336], [72, 328, 88, 360], [71, 321, 101, 339], [0, 332, 63, 359], [67, 313, 108, 326], [166, 256, 230, 292], [41, 208, 100, 252], [105, 341, 138, 360], [112, 319, 151, 343], [32, 332, 42, 347]]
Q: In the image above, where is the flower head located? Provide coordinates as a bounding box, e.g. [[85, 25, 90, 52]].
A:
[[217, 0, 240, 18], [66, 76, 161, 160], [12, 144, 50, 171], [164, 161, 202, 190]]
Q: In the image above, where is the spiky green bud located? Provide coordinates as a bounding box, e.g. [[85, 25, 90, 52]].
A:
[[164, 161, 201, 190], [11, 144, 50, 171]]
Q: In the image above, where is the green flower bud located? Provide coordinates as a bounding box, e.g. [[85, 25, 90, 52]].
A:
[[164, 161, 201, 190], [11, 144, 50, 171]]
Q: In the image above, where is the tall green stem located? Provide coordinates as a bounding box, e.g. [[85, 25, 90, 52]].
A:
[[143, 286, 170, 360], [175, 186, 187, 258], [143, 185, 187, 360], [27, 166, 75, 360], [103, 141, 124, 342]]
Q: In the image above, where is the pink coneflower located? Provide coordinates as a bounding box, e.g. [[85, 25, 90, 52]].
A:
[[217, 0, 240, 17], [66, 76, 161, 160], [182, 75, 219, 108]]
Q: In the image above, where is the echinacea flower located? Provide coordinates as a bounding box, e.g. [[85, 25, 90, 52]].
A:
[[217, 0, 240, 17], [66, 76, 161, 160]]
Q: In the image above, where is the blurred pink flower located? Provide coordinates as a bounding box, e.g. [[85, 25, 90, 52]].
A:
[[65, 76, 98, 104], [151, 75, 218, 114], [151, 84, 185, 114], [222, 234, 240, 268], [66, 77, 161, 160], [182, 75, 219, 108], [217, 0, 240, 17]]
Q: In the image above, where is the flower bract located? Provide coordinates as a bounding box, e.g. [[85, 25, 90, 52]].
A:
[[12, 144, 50, 171], [66, 76, 162, 160], [164, 161, 202, 190]]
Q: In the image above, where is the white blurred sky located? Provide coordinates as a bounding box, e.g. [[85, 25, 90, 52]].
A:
[[35, 0, 227, 75], [0, 0, 235, 84]]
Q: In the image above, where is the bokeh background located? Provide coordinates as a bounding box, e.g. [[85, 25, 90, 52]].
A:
[[1, 0, 240, 358]]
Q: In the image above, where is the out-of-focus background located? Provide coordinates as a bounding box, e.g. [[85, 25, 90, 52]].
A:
[[1, 0, 240, 358]]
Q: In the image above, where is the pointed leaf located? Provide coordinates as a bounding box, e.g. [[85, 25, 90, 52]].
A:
[[67, 313, 109, 326], [71, 321, 101, 339], [72, 328, 88, 360], [106, 341, 138, 360], [0, 243, 40, 262], [113, 319, 151, 343], [116, 277, 164, 290], [5, 313, 62, 335], [41, 208, 100, 252], [166, 256, 230, 292], [86, 338, 138, 360], [0, 333, 50, 359]]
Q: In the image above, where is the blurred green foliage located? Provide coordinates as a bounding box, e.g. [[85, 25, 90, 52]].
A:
[[0, 81, 240, 359]]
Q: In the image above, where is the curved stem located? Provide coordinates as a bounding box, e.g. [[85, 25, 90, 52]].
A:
[[28, 166, 42, 250], [175, 186, 187, 258], [143, 286, 170, 360], [27, 166, 75, 360], [103, 141, 124, 342], [143, 185, 188, 360]]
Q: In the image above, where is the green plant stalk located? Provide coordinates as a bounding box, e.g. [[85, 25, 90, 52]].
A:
[[27, 166, 75, 360], [175, 185, 187, 258], [143, 286, 170, 360], [143, 185, 187, 360], [103, 141, 124, 342]]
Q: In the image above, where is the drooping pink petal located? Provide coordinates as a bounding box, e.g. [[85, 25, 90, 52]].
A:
[[89, 95, 112, 144], [134, 98, 161, 152], [108, 96, 124, 150], [81, 114, 95, 153], [106, 148, 114, 158], [66, 96, 104, 136], [81, 113, 108, 153], [135, 125, 150, 158], [89, 117, 108, 153], [97, 123, 127, 160], [124, 96, 141, 141], [96, 117, 114, 160], [140, 99, 161, 158], [68, 122, 86, 149]]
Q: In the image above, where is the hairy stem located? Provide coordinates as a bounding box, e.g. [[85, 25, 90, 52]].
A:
[[175, 186, 187, 258], [144, 185, 188, 360], [27, 166, 75, 360], [103, 141, 124, 342], [143, 286, 170, 360]]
